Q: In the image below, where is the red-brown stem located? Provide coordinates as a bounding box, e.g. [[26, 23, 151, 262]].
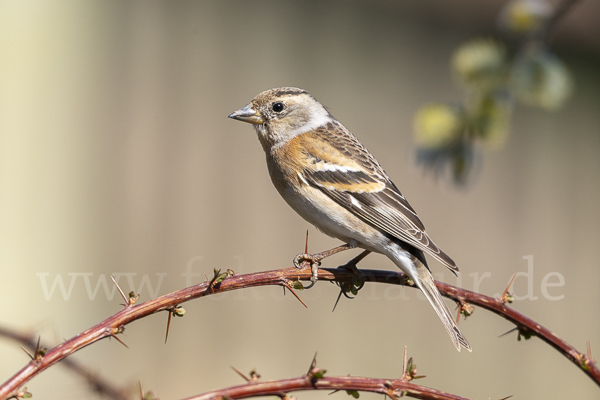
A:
[[0, 267, 598, 399], [182, 375, 469, 400], [0, 325, 130, 400], [351, 268, 600, 387]]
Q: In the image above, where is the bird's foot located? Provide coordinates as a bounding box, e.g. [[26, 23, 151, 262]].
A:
[[336, 261, 366, 299], [293, 243, 361, 290], [338, 258, 366, 279], [293, 253, 322, 289], [293, 253, 323, 269], [333, 250, 371, 303], [332, 267, 365, 311]]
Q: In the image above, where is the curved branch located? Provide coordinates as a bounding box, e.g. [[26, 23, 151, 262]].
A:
[[0, 266, 597, 399], [0, 325, 131, 400], [182, 374, 469, 400], [329, 268, 600, 387]]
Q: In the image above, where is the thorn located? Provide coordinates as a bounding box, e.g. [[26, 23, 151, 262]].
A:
[[111, 275, 129, 306], [230, 365, 250, 382], [305, 230, 309, 254], [499, 396, 513, 400], [20, 346, 34, 360], [285, 282, 308, 308], [163, 306, 184, 343], [580, 340, 596, 368], [500, 274, 517, 304], [307, 352, 318, 376], [165, 312, 172, 344], [35, 336, 41, 360], [402, 346, 408, 379], [138, 381, 143, 400], [332, 288, 344, 312], [110, 332, 129, 349], [587, 340, 592, 357], [505, 273, 517, 292], [33, 336, 46, 360], [455, 304, 461, 325], [498, 327, 519, 338]]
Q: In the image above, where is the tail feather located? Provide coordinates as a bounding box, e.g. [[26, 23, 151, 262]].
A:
[[387, 244, 472, 352], [413, 265, 471, 352]]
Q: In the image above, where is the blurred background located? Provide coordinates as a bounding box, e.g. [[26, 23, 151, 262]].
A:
[[1, 0, 599, 399]]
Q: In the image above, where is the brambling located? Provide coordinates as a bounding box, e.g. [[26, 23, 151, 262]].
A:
[[228, 87, 471, 352]]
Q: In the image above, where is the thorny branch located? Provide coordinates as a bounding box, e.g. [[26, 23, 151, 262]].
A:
[[182, 373, 468, 400], [0, 265, 598, 399], [0, 325, 130, 400], [182, 352, 469, 400]]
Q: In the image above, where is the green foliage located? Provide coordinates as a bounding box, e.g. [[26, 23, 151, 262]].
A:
[[452, 39, 508, 90], [460, 303, 475, 319], [414, 0, 573, 185], [517, 328, 533, 341], [511, 48, 573, 110], [311, 368, 327, 379], [404, 357, 426, 381], [499, 0, 551, 34], [414, 104, 464, 149], [292, 280, 305, 290], [17, 388, 32, 399], [212, 269, 235, 285], [172, 306, 186, 317]]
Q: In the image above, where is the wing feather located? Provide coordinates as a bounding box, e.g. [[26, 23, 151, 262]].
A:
[[297, 123, 458, 273]]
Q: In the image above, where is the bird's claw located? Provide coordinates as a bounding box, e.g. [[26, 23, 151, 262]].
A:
[[339, 261, 366, 287], [335, 260, 366, 299], [293, 253, 322, 288], [293, 253, 322, 269]]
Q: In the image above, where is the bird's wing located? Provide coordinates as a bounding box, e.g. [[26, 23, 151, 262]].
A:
[[296, 122, 458, 274]]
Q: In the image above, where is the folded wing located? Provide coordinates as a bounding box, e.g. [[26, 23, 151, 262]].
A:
[[297, 123, 458, 274]]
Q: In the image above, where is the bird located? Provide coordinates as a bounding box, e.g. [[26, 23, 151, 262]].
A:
[[228, 87, 471, 352]]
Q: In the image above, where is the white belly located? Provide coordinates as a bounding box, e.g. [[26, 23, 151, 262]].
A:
[[277, 183, 390, 254]]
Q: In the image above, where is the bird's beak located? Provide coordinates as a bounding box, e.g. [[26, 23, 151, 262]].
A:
[[228, 104, 264, 125]]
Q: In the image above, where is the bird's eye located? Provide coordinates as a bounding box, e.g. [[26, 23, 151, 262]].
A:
[[272, 102, 285, 112]]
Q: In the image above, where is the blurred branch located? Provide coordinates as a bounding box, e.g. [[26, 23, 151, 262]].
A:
[[182, 352, 470, 400], [0, 325, 131, 400], [0, 265, 598, 398], [181, 373, 468, 400]]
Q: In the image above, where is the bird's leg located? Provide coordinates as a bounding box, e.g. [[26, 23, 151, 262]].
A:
[[293, 242, 357, 288], [336, 250, 371, 299], [293, 242, 357, 268], [338, 250, 370, 275]]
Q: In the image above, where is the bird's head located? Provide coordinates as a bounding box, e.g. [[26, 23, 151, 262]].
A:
[[228, 87, 332, 151]]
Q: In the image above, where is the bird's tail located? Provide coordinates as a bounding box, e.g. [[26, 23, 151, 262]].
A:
[[389, 249, 471, 352], [412, 264, 471, 352]]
